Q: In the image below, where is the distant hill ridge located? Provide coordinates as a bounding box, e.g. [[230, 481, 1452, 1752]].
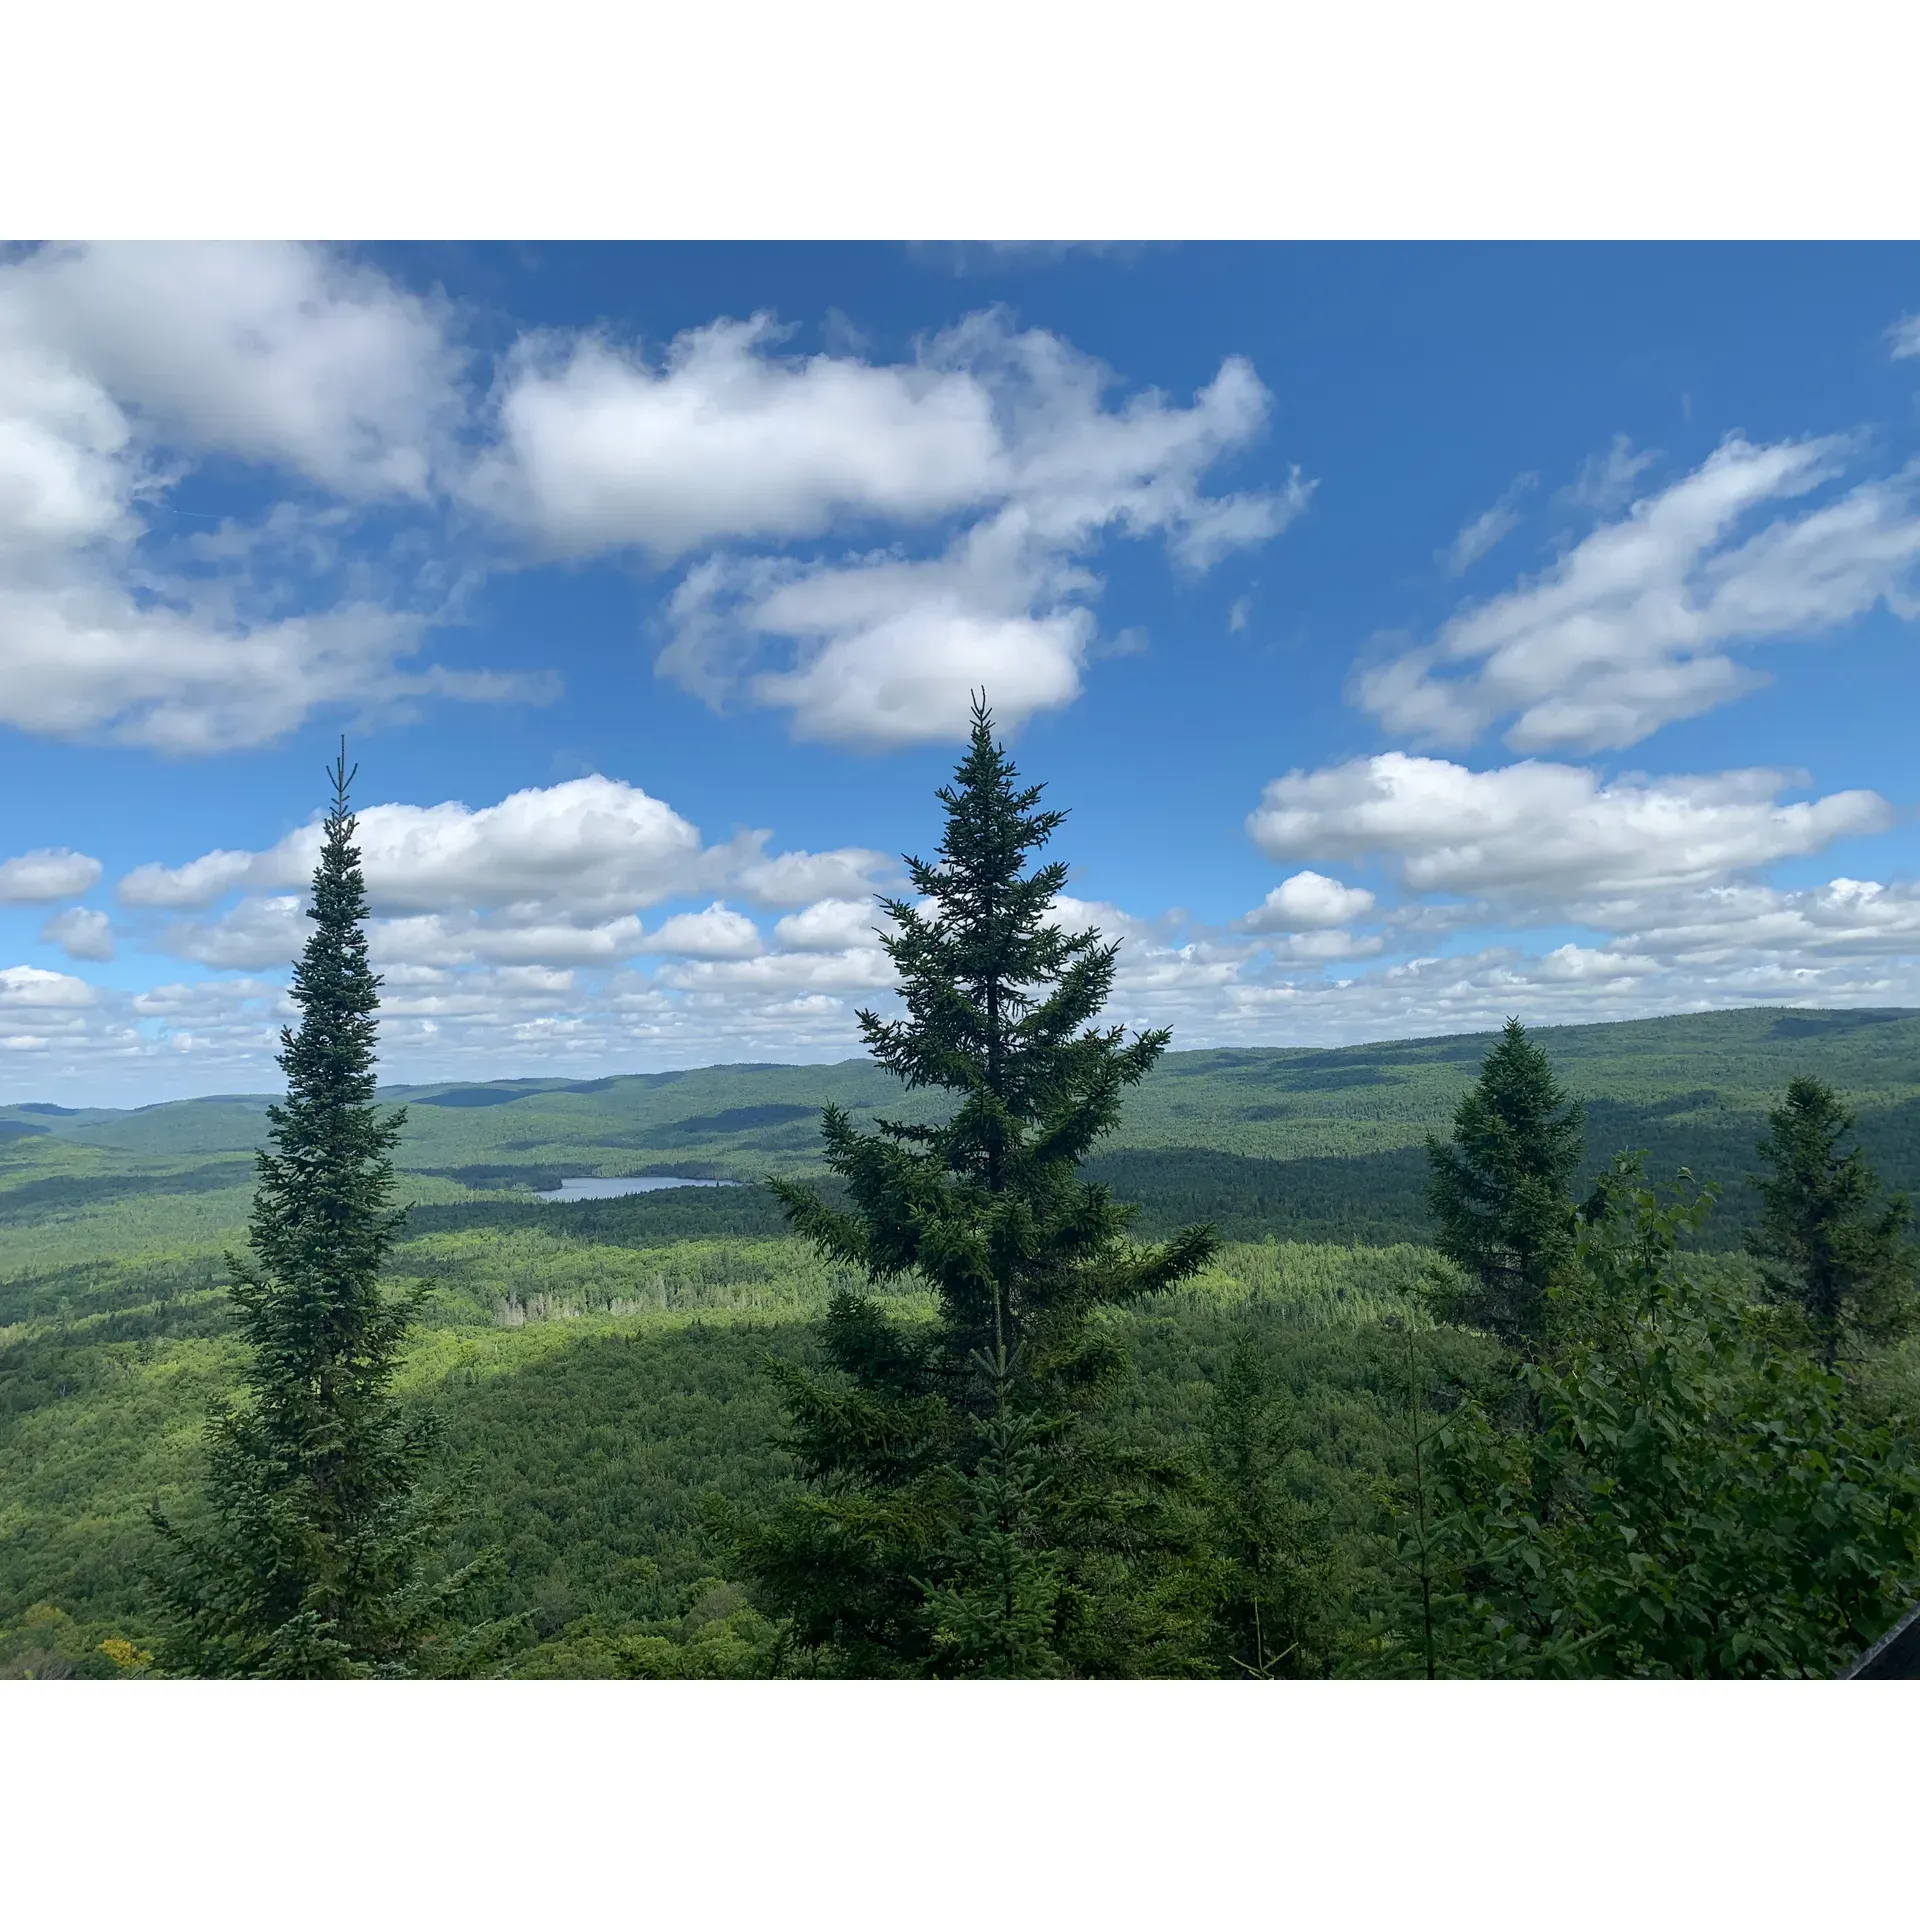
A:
[[5, 1007, 1918, 1250]]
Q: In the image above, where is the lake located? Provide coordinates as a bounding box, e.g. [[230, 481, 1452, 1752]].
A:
[[536, 1176, 739, 1203]]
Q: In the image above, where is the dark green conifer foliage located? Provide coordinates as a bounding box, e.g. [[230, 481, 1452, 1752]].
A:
[[151, 746, 464, 1676], [732, 698, 1217, 1676], [1413, 1168, 1920, 1678], [1748, 1076, 1918, 1365], [1197, 1338, 1331, 1677], [1424, 1017, 1585, 1355]]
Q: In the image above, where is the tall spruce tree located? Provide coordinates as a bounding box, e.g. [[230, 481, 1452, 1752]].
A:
[[1748, 1076, 1918, 1366], [730, 698, 1218, 1677], [151, 745, 464, 1676], [1424, 1017, 1586, 1355]]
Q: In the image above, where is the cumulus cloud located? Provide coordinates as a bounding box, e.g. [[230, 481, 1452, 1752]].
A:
[[39, 907, 115, 962], [731, 846, 895, 909], [638, 312, 1303, 746], [21, 857, 1920, 1105], [1243, 870, 1377, 930], [123, 775, 889, 930], [161, 896, 308, 971], [470, 315, 1002, 559], [1248, 753, 1892, 902], [0, 243, 541, 753], [120, 775, 899, 984], [1266, 928, 1385, 962], [1441, 474, 1535, 576], [0, 589, 538, 753], [652, 947, 900, 998], [117, 848, 257, 911], [0, 847, 103, 902], [125, 776, 708, 918], [1357, 435, 1920, 753], [1889, 314, 1920, 361], [773, 897, 887, 952], [1, 257, 1301, 758], [0, 964, 96, 1010], [640, 904, 764, 958], [5, 243, 460, 498], [369, 912, 648, 970], [1586, 875, 1920, 967]]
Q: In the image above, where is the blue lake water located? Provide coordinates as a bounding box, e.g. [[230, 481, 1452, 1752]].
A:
[[535, 1176, 738, 1203]]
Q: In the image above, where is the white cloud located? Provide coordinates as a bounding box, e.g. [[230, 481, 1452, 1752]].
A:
[[1248, 753, 1892, 902], [0, 589, 533, 753], [20, 855, 1920, 1105], [470, 315, 1002, 559], [650, 312, 1304, 747], [162, 896, 308, 971], [653, 947, 900, 997], [0, 264, 1302, 759], [0, 964, 96, 1010], [0, 243, 538, 754], [1358, 435, 1920, 753], [119, 776, 902, 984], [0, 322, 136, 557], [774, 897, 886, 952], [1588, 876, 1920, 967], [1889, 314, 1920, 361], [345, 777, 713, 914], [123, 775, 888, 929], [1243, 870, 1377, 930], [1267, 928, 1386, 962], [1441, 474, 1534, 576], [732, 846, 895, 909], [39, 907, 115, 962], [0, 847, 103, 902], [126, 776, 707, 918], [1533, 944, 1660, 983], [640, 903, 764, 959], [5, 243, 459, 498], [664, 547, 1093, 748], [369, 912, 647, 970], [118, 849, 257, 911], [1564, 434, 1659, 512]]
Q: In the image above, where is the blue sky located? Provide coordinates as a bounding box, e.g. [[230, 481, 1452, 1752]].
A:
[[4, 240, 1919, 1106]]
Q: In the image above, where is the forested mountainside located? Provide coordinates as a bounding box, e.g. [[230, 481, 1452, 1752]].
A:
[[6, 1005, 1917, 1250], [5, 1004, 1917, 1677]]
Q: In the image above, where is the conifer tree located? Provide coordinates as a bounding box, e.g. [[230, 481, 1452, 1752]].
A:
[[1197, 1337, 1331, 1677], [730, 698, 1217, 1677], [151, 745, 466, 1676], [1424, 1017, 1585, 1356], [1748, 1076, 1918, 1366], [1414, 1169, 1920, 1678]]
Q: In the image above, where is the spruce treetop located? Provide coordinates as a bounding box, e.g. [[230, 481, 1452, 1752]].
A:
[[1749, 1075, 1918, 1364], [778, 695, 1212, 1379], [1426, 1016, 1586, 1354], [150, 743, 476, 1678], [738, 697, 1218, 1675]]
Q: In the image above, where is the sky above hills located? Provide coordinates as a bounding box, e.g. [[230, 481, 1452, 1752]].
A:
[[4, 240, 1920, 1105]]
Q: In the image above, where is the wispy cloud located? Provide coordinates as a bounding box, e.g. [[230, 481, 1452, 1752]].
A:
[[1440, 473, 1534, 575], [1359, 435, 1920, 753]]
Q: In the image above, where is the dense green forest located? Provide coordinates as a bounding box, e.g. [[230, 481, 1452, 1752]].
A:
[[5, 1004, 1918, 1676], [5, 708, 1919, 1677], [7, 1002, 1920, 1249]]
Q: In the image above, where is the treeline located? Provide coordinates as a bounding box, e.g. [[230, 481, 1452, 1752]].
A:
[[103, 720, 1920, 1679], [397, 1180, 805, 1245]]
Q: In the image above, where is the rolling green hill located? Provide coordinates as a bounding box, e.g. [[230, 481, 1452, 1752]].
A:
[[4, 1005, 1918, 1672], [7, 1005, 1916, 1257]]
